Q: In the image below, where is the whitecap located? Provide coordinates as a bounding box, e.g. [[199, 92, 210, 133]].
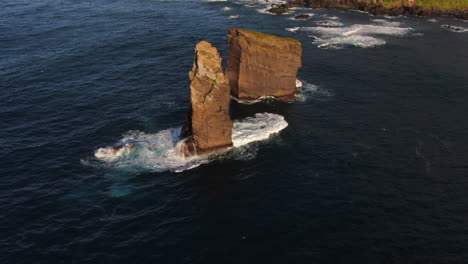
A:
[[295, 79, 303, 88], [313, 35, 386, 49], [286, 27, 300, 32], [91, 113, 288, 173], [229, 15, 240, 19], [222, 6, 232, 11]]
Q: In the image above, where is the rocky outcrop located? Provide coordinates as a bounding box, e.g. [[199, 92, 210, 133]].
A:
[[295, 14, 311, 19], [226, 28, 302, 101], [285, 0, 468, 19], [181, 41, 233, 156], [268, 4, 290, 15]]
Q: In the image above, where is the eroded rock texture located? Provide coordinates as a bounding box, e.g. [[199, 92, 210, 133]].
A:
[[226, 28, 302, 101], [181, 41, 233, 156]]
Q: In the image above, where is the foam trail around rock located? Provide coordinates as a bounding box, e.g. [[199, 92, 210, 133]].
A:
[[232, 113, 288, 147], [91, 113, 288, 173]]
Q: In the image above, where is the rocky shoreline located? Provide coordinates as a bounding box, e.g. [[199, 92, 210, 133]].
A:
[[266, 0, 468, 20]]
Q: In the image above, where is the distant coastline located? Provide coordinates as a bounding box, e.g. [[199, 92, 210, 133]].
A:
[[265, 0, 468, 20]]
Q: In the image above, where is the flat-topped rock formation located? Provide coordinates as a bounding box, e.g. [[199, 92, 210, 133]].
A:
[[226, 28, 302, 101], [181, 41, 233, 156]]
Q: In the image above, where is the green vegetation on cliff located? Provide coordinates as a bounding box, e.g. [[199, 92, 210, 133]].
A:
[[415, 0, 468, 10], [242, 29, 299, 44], [375, 0, 468, 10]]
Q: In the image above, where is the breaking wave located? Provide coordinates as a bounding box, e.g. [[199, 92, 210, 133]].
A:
[[88, 113, 288, 173]]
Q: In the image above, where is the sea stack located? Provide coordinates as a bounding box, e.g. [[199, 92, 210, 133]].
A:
[[181, 41, 233, 156], [226, 28, 302, 101]]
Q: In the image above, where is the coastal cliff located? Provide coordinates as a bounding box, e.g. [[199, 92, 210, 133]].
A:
[[226, 28, 302, 101], [283, 0, 468, 20], [181, 41, 233, 156]]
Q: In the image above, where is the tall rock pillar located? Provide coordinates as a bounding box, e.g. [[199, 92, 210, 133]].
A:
[[181, 41, 233, 156]]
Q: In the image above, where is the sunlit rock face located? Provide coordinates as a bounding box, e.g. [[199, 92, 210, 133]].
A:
[[181, 41, 233, 156], [226, 28, 302, 101]]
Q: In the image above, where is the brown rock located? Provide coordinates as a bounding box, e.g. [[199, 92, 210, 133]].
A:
[[268, 3, 291, 15], [268, 6, 288, 15], [288, 0, 306, 8], [181, 41, 233, 156], [226, 28, 302, 101], [294, 14, 311, 19]]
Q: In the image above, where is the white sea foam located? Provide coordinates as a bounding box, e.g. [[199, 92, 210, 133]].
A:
[[314, 35, 386, 49], [295, 79, 303, 88], [371, 19, 402, 27], [321, 14, 340, 20], [92, 113, 288, 172], [301, 24, 412, 36], [229, 15, 240, 19], [441, 24, 468, 33], [232, 113, 288, 147], [294, 22, 412, 49], [286, 27, 300, 32], [295, 79, 332, 102], [222, 6, 232, 11], [314, 20, 344, 27]]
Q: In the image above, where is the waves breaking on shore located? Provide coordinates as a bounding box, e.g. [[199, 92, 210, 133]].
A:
[[287, 18, 413, 49]]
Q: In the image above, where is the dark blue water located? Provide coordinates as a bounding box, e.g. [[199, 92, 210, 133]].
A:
[[2, 0, 468, 263]]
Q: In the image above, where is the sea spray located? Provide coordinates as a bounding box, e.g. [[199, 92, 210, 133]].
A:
[[90, 113, 288, 172]]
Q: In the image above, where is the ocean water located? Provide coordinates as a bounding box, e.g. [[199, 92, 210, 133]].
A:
[[2, 0, 468, 263]]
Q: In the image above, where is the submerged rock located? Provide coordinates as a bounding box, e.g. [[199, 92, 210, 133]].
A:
[[181, 41, 233, 156], [226, 28, 302, 101]]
